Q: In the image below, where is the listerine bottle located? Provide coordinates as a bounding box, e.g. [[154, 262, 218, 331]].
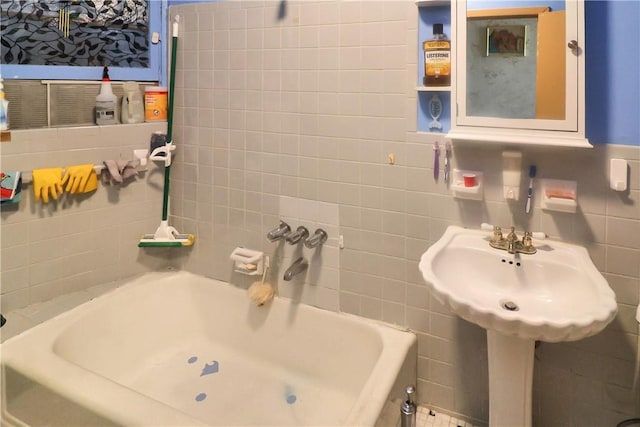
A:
[[423, 23, 451, 87]]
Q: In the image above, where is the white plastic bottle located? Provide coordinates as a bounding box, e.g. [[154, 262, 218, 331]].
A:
[[0, 75, 9, 131], [121, 81, 144, 124], [95, 66, 117, 125]]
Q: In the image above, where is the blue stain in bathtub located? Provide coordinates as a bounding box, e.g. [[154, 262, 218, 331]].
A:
[[284, 385, 297, 404], [200, 361, 219, 376], [195, 393, 207, 402], [187, 356, 198, 364]]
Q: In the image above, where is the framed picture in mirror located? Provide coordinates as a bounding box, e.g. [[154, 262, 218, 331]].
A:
[[486, 25, 526, 56]]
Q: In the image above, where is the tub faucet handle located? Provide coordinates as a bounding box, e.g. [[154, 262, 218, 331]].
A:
[[304, 229, 328, 248], [285, 226, 309, 245], [267, 220, 291, 242]]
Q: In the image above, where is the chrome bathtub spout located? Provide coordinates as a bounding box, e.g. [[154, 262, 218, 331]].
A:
[[267, 220, 291, 242], [304, 229, 328, 248], [283, 257, 308, 281], [285, 226, 309, 245]]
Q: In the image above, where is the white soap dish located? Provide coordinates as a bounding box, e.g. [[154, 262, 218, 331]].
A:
[[230, 247, 264, 275], [540, 179, 577, 213], [451, 169, 483, 201]]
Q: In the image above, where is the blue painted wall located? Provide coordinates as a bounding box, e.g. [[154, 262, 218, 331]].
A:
[[585, 0, 640, 145], [168, 0, 640, 146]]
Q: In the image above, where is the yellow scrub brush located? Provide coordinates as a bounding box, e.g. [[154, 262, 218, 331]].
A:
[[247, 258, 274, 306]]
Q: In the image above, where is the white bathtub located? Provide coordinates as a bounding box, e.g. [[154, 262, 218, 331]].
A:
[[1, 271, 416, 426]]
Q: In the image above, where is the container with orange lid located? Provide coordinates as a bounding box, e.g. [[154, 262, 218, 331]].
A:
[[144, 86, 168, 122]]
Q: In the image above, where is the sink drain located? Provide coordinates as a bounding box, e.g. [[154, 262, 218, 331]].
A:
[[502, 301, 519, 311]]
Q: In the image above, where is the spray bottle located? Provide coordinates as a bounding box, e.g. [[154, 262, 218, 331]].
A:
[[95, 66, 117, 125], [0, 75, 9, 131]]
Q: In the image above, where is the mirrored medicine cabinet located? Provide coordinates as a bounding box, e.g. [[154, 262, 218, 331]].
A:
[[446, 0, 590, 147]]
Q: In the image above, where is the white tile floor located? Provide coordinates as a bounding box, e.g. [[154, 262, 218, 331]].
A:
[[417, 405, 477, 427], [377, 399, 478, 427]]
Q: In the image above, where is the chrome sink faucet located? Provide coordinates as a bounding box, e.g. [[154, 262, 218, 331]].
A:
[[283, 257, 308, 281], [489, 226, 537, 255], [267, 220, 291, 242]]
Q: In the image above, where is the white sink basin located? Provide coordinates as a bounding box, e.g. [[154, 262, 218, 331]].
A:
[[419, 226, 617, 342]]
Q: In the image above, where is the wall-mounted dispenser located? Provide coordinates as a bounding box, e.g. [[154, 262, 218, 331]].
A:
[[133, 149, 149, 169], [609, 158, 628, 191], [502, 151, 522, 201]]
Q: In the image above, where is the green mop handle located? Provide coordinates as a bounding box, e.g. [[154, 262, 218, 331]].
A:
[[162, 17, 179, 222]]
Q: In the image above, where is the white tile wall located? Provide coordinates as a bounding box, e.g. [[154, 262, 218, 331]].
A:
[[0, 122, 170, 313], [275, 195, 340, 310], [167, 1, 640, 424]]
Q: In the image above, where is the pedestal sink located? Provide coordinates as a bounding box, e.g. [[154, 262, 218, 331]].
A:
[[419, 226, 617, 427]]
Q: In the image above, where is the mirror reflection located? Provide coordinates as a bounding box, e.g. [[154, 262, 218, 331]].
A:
[[466, 1, 566, 120]]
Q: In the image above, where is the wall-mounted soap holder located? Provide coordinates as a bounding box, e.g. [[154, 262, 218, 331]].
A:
[[609, 158, 628, 191], [502, 151, 522, 201], [134, 149, 149, 170], [451, 169, 483, 201], [540, 179, 577, 213], [230, 247, 265, 275]]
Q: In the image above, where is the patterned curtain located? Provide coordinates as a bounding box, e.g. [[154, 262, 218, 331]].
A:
[[0, 0, 150, 67]]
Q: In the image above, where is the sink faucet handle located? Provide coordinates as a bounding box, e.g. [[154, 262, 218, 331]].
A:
[[522, 231, 533, 248], [492, 226, 503, 242]]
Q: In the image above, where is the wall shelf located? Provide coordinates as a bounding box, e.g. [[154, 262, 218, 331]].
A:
[[446, 128, 592, 148], [416, 86, 451, 92], [415, 0, 450, 7], [451, 169, 484, 201], [416, 2, 451, 135]]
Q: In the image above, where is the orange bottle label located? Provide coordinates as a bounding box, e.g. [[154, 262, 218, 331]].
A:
[[425, 51, 451, 77], [144, 91, 168, 122], [423, 41, 450, 50]]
